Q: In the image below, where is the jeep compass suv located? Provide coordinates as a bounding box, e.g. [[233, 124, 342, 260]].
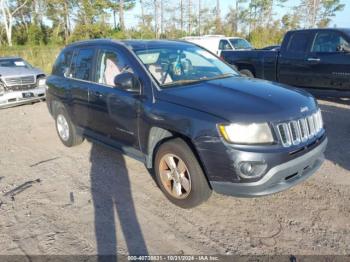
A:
[[46, 39, 327, 208]]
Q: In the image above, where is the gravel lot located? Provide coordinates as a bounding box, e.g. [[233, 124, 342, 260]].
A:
[[0, 94, 349, 256]]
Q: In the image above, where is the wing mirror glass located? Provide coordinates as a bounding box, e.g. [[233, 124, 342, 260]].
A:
[[114, 72, 141, 93], [63, 67, 72, 78], [337, 44, 350, 53]]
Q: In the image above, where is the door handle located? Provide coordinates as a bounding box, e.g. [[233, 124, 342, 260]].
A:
[[93, 91, 103, 98], [307, 58, 321, 62]]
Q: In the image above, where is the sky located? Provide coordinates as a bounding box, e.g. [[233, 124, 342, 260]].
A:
[[123, 0, 350, 29]]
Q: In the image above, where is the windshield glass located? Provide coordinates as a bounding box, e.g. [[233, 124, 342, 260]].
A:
[[0, 58, 32, 69], [134, 45, 239, 88], [229, 38, 252, 50]]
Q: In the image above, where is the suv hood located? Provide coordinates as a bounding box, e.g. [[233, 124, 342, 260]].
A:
[[157, 76, 317, 123], [0, 66, 44, 77]]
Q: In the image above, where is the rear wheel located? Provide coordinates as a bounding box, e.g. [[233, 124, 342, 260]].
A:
[[154, 138, 211, 208], [55, 106, 84, 147], [239, 69, 254, 78]]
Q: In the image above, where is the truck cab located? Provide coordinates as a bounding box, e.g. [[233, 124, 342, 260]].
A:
[[278, 28, 350, 90], [221, 28, 350, 90]]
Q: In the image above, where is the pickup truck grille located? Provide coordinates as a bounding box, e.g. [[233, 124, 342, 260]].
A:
[[276, 110, 323, 147], [5, 83, 37, 91], [3, 75, 36, 87]]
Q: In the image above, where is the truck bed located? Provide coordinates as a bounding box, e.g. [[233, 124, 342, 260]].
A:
[[221, 50, 279, 81]]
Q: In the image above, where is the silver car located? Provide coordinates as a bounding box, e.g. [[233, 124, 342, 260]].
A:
[[0, 57, 47, 109]]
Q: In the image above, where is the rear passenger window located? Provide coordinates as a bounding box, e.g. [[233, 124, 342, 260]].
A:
[[52, 49, 73, 77], [71, 48, 94, 81], [287, 33, 309, 53]]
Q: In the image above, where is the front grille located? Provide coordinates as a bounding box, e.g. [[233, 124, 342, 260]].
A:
[[5, 83, 37, 91], [276, 110, 323, 147], [3, 75, 36, 86]]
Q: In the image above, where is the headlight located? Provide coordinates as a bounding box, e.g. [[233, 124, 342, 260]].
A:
[[38, 78, 46, 86], [218, 123, 274, 144]]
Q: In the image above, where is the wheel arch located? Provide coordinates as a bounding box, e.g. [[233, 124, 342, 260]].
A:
[[146, 127, 211, 187], [237, 64, 256, 77], [50, 99, 64, 117]]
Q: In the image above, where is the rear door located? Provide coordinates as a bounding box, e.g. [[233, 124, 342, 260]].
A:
[[307, 30, 350, 90], [278, 31, 314, 87], [68, 47, 96, 129]]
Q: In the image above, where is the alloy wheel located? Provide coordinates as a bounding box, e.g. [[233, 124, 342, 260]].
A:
[[56, 114, 70, 141], [159, 154, 192, 199]]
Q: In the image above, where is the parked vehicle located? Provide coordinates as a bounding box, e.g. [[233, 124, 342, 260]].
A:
[[0, 57, 47, 108], [221, 28, 350, 90], [182, 35, 253, 56], [260, 45, 280, 51], [46, 39, 327, 208]]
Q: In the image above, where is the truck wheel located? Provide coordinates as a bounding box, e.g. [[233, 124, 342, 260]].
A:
[[55, 106, 84, 147], [239, 69, 254, 78], [154, 138, 212, 208]]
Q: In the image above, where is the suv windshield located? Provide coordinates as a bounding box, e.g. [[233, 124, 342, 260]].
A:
[[134, 45, 239, 88], [0, 58, 32, 69], [229, 38, 252, 50]]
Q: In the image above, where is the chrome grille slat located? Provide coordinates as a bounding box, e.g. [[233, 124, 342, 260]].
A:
[[276, 110, 324, 147], [3, 75, 36, 87]]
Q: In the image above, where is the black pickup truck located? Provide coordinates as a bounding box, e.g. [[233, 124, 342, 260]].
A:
[[221, 28, 350, 90]]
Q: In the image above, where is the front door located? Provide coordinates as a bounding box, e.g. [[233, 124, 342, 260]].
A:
[[306, 30, 350, 90], [88, 47, 141, 151]]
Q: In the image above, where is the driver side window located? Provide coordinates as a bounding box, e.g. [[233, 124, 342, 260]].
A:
[[312, 32, 349, 53], [219, 40, 232, 51], [95, 49, 133, 87]]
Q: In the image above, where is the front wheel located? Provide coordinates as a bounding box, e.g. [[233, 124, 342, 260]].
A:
[[154, 138, 212, 208]]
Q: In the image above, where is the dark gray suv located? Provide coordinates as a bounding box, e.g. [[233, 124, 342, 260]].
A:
[[46, 39, 327, 208]]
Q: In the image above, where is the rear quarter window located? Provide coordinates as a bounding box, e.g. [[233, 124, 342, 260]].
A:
[[71, 48, 95, 81], [287, 32, 309, 54], [52, 49, 73, 77]]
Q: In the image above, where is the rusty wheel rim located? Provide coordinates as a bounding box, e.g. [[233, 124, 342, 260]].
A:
[[159, 154, 191, 199]]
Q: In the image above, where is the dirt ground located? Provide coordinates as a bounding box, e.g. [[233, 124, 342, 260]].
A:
[[0, 95, 349, 256]]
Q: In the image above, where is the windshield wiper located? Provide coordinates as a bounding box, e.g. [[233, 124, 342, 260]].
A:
[[162, 73, 237, 88], [162, 79, 203, 87], [202, 73, 237, 81]]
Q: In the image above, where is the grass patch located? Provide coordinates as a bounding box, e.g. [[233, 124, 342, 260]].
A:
[[0, 46, 63, 74]]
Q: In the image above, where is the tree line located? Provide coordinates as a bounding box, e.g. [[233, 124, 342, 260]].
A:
[[0, 0, 345, 48]]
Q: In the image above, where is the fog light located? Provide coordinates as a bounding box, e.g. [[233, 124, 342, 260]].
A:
[[237, 161, 267, 179]]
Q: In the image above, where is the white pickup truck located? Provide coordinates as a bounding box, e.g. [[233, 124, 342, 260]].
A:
[[182, 35, 253, 56]]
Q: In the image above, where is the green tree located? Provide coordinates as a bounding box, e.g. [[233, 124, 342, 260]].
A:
[[46, 0, 77, 44], [298, 0, 345, 28]]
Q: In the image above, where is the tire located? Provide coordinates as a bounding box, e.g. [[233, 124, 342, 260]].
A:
[[239, 69, 254, 78], [55, 106, 84, 147], [154, 138, 212, 208]]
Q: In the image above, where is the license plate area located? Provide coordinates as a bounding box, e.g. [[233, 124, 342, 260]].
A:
[[22, 92, 34, 98]]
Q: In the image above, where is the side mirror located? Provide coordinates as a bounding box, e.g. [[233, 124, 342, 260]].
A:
[[63, 67, 71, 78], [337, 44, 350, 53], [114, 72, 140, 93]]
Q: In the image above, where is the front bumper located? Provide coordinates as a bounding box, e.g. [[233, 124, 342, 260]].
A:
[[0, 87, 46, 109], [211, 137, 327, 197]]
